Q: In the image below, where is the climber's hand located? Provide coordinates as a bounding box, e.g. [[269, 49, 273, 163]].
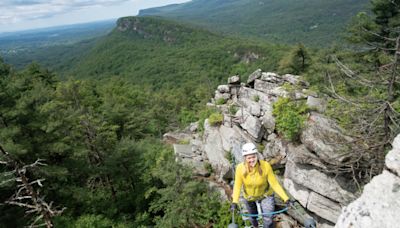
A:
[[285, 199, 296, 208], [230, 203, 237, 212]]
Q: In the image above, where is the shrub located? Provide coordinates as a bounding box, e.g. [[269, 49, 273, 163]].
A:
[[252, 95, 260, 102], [272, 97, 308, 141], [208, 112, 224, 126], [215, 98, 226, 105], [228, 105, 239, 115]]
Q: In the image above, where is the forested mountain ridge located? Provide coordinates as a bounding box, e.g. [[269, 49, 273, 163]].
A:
[[139, 0, 370, 46], [67, 16, 290, 87]]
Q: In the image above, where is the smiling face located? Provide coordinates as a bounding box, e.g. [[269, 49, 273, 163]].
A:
[[245, 153, 258, 168]]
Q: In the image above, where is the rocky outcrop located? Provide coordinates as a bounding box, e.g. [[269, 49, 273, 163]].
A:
[[335, 134, 400, 228], [166, 69, 361, 227], [300, 113, 355, 164]]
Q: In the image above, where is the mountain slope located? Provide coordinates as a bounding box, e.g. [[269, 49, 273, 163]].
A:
[[139, 0, 370, 46], [68, 16, 289, 87]]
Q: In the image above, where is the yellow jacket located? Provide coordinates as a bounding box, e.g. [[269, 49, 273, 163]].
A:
[[232, 160, 289, 203]]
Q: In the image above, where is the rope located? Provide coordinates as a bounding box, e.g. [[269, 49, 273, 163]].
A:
[[240, 206, 289, 217]]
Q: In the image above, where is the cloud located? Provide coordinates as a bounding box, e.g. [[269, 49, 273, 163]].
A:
[[0, 0, 132, 25]]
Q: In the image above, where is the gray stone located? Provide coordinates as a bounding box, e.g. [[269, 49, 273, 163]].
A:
[[238, 87, 275, 112], [307, 96, 327, 113], [386, 134, 400, 176], [335, 171, 400, 228], [300, 113, 355, 164], [163, 132, 191, 144], [173, 144, 209, 176], [203, 119, 231, 180], [307, 192, 341, 223], [285, 178, 342, 223], [219, 125, 254, 163], [235, 109, 264, 142], [282, 74, 301, 85], [269, 86, 289, 97], [285, 160, 356, 204], [254, 79, 280, 93], [393, 134, 400, 150], [215, 91, 231, 101], [217, 85, 230, 93], [173, 144, 194, 158], [238, 98, 261, 117], [260, 72, 282, 83], [247, 69, 262, 84], [261, 107, 275, 132], [287, 144, 327, 170], [295, 92, 308, 100], [228, 75, 240, 84], [284, 178, 310, 207], [264, 133, 286, 160]]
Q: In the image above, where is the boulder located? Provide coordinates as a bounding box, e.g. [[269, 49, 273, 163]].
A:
[[282, 74, 301, 85], [219, 125, 254, 163], [215, 91, 231, 101], [254, 79, 280, 93], [284, 178, 310, 207], [300, 113, 355, 164], [335, 171, 400, 228], [173, 144, 209, 177], [247, 69, 262, 84], [307, 192, 341, 223], [287, 144, 327, 170], [203, 119, 231, 180], [262, 107, 275, 132], [264, 133, 286, 160], [386, 134, 400, 176], [238, 98, 261, 117], [285, 160, 356, 205], [217, 85, 230, 93], [238, 87, 275, 112], [228, 75, 240, 84], [163, 132, 191, 144], [235, 109, 264, 142], [260, 72, 282, 83], [284, 178, 341, 224], [306, 96, 327, 113]]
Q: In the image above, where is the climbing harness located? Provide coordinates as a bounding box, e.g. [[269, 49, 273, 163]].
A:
[[239, 206, 289, 217]]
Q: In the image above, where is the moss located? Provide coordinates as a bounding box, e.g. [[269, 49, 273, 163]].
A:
[[208, 112, 223, 126]]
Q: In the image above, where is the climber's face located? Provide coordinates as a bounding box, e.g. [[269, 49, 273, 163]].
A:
[[245, 153, 258, 168]]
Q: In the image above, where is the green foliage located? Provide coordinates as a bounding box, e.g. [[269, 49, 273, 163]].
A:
[[0, 62, 226, 227], [216, 98, 227, 105], [252, 95, 260, 102], [140, 0, 370, 46], [273, 97, 308, 141], [148, 149, 221, 227], [278, 43, 311, 74], [228, 104, 239, 115], [213, 202, 244, 228], [208, 112, 224, 126], [204, 162, 214, 174], [257, 143, 265, 153]]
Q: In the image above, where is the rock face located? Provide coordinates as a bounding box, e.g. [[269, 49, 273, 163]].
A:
[[300, 113, 355, 164], [166, 69, 363, 227], [335, 134, 400, 228]]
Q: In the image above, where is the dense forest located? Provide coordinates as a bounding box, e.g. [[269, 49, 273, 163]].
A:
[[139, 0, 370, 46], [1, 0, 399, 227]]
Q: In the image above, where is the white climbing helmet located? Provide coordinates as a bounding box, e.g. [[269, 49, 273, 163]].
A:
[[242, 143, 258, 156]]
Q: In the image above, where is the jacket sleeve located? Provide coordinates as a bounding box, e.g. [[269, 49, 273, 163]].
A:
[[232, 164, 243, 204], [265, 162, 289, 202]]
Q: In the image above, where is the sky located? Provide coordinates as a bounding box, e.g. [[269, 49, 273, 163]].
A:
[[0, 0, 191, 33]]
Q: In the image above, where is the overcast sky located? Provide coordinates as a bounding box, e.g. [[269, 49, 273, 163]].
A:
[[0, 0, 191, 33]]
